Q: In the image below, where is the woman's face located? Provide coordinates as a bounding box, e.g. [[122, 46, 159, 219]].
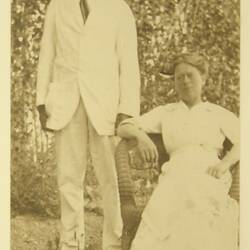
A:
[[174, 63, 205, 105]]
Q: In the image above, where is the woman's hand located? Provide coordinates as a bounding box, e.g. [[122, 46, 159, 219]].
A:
[[117, 122, 159, 167], [136, 134, 159, 166], [206, 162, 230, 179]]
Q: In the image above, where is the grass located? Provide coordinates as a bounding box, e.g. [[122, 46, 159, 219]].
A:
[[11, 211, 103, 250]]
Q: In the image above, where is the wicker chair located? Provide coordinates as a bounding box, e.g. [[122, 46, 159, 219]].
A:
[[115, 133, 239, 250]]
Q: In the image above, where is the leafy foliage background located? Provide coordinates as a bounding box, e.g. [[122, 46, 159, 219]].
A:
[[11, 0, 240, 217]]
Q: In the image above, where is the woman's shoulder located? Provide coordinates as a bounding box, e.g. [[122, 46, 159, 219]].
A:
[[204, 102, 239, 121], [162, 102, 181, 112], [204, 102, 235, 113], [142, 103, 178, 118]]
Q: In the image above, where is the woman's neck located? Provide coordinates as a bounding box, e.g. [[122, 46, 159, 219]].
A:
[[181, 97, 202, 109]]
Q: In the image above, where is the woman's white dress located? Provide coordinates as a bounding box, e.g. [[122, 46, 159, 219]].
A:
[[123, 101, 239, 250]]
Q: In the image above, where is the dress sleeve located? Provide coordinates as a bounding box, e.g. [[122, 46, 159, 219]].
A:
[[219, 107, 240, 144], [119, 106, 164, 133]]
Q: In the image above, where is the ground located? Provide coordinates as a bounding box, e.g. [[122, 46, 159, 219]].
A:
[[11, 211, 103, 250]]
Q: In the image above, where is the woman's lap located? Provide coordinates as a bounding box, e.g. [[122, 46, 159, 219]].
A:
[[131, 208, 238, 250], [130, 171, 239, 250]]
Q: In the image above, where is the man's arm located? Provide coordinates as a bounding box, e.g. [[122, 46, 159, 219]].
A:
[[115, 113, 132, 130], [36, 1, 56, 130], [36, 0, 56, 107], [116, 4, 141, 120]]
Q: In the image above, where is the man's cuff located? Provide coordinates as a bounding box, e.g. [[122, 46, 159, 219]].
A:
[[117, 106, 139, 118], [117, 113, 132, 119]]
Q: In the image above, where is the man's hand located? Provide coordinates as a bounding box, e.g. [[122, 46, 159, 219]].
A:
[[206, 162, 230, 179], [115, 113, 132, 131], [37, 105, 53, 132]]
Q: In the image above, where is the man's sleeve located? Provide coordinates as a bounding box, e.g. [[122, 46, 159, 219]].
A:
[[116, 4, 141, 117], [36, 0, 56, 106], [119, 106, 164, 134]]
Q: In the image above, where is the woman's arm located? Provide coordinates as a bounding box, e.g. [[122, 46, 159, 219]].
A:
[[221, 142, 240, 168], [117, 106, 166, 164], [207, 142, 240, 178], [207, 106, 240, 178], [118, 123, 159, 164]]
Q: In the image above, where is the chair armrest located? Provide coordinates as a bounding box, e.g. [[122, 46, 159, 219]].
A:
[[115, 138, 137, 206], [229, 163, 240, 202], [222, 138, 240, 202], [115, 134, 166, 250], [115, 134, 168, 205]]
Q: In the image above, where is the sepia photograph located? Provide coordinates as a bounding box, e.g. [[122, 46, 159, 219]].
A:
[[1, 0, 248, 249]]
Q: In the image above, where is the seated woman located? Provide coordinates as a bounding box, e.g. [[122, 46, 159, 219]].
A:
[[117, 52, 239, 250]]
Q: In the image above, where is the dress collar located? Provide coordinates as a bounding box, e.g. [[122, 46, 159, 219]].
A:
[[178, 100, 208, 111]]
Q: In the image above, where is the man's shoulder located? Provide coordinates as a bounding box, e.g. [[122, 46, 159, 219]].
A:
[[110, 0, 134, 17], [45, 0, 57, 12], [47, 0, 57, 7], [111, 0, 132, 9]]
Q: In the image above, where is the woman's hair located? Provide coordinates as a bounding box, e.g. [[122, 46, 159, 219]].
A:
[[173, 52, 209, 77]]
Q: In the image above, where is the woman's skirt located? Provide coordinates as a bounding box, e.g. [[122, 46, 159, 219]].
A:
[[131, 147, 239, 250]]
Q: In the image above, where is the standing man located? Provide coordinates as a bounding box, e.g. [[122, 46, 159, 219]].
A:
[[36, 0, 140, 249]]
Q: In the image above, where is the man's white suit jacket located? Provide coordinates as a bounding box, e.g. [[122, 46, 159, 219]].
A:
[[36, 0, 141, 135]]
